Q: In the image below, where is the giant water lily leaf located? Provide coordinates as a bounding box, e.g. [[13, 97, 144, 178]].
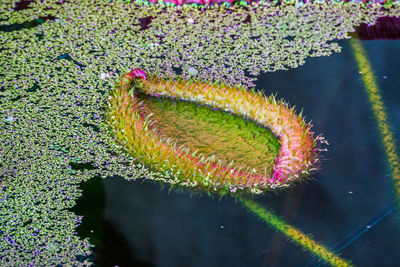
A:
[[105, 69, 327, 194]]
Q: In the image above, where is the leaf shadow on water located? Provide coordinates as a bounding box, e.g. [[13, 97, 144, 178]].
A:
[[70, 175, 154, 267], [0, 16, 56, 32]]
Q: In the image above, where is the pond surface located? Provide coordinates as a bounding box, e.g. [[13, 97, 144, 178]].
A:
[[73, 39, 400, 266], [1, 1, 400, 267]]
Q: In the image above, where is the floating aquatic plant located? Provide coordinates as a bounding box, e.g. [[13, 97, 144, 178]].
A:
[[104, 68, 327, 194], [1, 0, 400, 265]]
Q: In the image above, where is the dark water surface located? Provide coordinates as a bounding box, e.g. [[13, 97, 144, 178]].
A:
[[71, 39, 400, 267]]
